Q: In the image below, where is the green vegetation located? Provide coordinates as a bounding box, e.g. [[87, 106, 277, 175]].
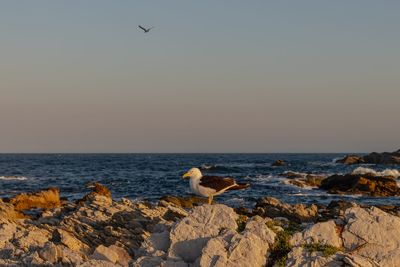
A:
[[266, 220, 303, 267], [303, 243, 340, 257], [267, 230, 292, 267], [236, 215, 248, 232]]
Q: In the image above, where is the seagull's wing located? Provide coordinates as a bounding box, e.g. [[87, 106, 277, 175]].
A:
[[200, 176, 236, 192], [148, 26, 155, 31], [138, 25, 146, 31]]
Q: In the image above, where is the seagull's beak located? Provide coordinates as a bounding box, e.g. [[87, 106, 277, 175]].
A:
[[182, 172, 190, 179]]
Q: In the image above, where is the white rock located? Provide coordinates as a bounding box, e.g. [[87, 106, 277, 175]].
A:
[[286, 246, 343, 267], [168, 204, 238, 263], [342, 207, 400, 265], [290, 220, 342, 248]]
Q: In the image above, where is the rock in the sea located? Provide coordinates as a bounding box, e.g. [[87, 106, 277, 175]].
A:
[[272, 159, 286, 166], [335, 155, 365, 165], [320, 173, 400, 196], [342, 206, 400, 266], [168, 204, 238, 262], [254, 197, 319, 223], [337, 149, 400, 165], [8, 188, 61, 211]]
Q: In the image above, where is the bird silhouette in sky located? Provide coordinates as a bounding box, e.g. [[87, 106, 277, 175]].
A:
[[138, 25, 154, 33]]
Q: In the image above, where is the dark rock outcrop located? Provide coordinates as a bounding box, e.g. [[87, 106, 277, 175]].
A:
[[320, 173, 400, 196], [272, 160, 286, 166], [336, 149, 400, 165], [335, 155, 364, 165]]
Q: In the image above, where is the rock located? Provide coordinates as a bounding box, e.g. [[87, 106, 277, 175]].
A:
[[286, 174, 326, 188], [78, 182, 112, 205], [9, 187, 61, 211], [363, 150, 400, 165], [15, 228, 50, 251], [342, 206, 400, 266], [254, 197, 319, 223], [320, 173, 400, 196], [38, 242, 60, 264], [337, 149, 400, 165], [168, 204, 238, 263], [91, 244, 131, 266], [199, 216, 276, 267], [159, 195, 208, 208], [52, 229, 84, 251], [290, 220, 342, 248], [336, 155, 364, 165], [0, 200, 25, 220], [0, 222, 17, 248], [91, 244, 119, 263], [272, 159, 287, 166], [285, 246, 343, 267]]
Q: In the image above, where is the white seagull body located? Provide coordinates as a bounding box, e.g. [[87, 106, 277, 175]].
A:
[[182, 168, 250, 204]]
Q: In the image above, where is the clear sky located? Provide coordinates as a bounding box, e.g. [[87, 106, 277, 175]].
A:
[[1, 1, 399, 153]]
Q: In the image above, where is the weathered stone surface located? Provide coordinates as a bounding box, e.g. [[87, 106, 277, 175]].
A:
[[199, 216, 276, 267], [52, 228, 84, 251], [320, 173, 400, 196], [286, 247, 343, 267], [342, 206, 400, 266], [0, 200, 25, 220], [168, 204, 238, 263], [290, 220, 342, 248], [254, 197, 319, 223], [159, 195, 209, 208], [9, 187, 61, 211]]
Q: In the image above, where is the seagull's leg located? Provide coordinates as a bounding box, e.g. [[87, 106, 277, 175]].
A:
[[208, 195, 213, 205]]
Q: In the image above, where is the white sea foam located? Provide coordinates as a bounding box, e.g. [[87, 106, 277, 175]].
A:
[[351, 167, 400, 178], [0, 176, 28, 181]]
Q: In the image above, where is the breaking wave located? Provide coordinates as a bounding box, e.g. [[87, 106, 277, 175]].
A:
[[0, 176, 28, 181], [351, 167, 400, 178]]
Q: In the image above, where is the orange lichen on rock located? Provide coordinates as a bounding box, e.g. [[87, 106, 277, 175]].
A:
[[9, 187, 61, 211]]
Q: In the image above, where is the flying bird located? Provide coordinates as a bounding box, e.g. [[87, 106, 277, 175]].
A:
[[182, 168, 250, 204], [138, 25, 154, 33]]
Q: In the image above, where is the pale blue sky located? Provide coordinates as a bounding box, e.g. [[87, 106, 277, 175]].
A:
[[0, 1, 399, 153]]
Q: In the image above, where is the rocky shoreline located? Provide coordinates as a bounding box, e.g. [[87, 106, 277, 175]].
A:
[[1, 184, 400, 266]]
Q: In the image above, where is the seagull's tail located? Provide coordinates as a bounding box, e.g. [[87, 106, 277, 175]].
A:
[[228, 183, 250, 191]]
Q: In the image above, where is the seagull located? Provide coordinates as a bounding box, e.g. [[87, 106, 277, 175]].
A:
[[138, 25, 154, 33], [182, 167, 250, 204]]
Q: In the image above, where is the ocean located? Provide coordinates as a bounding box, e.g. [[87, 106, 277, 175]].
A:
[[1, 153, 399, 207]]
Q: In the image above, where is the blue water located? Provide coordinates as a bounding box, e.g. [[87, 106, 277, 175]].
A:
[[0, 154, 399, 207]]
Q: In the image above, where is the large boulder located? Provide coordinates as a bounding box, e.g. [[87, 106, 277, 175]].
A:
[[8, 188, 61, 211], [168, 204, 238, 263], [320, 174, 400, 196], [254, 197, 319, 223], [342, 206, 400, 266]]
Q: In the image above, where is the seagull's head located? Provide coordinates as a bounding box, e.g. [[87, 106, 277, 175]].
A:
[[182, 168, 202, 180]]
